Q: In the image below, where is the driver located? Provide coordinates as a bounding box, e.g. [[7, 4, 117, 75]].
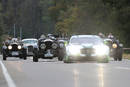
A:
[[39, 34, 46, 40], [108, 33, 115, 40], [5, 37, 12, 45]]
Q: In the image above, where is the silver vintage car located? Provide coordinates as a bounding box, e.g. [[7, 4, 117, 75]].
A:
[[22, 38, 38, 56]]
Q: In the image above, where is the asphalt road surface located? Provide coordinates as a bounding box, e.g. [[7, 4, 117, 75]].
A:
[[0, 55, 130, 87]]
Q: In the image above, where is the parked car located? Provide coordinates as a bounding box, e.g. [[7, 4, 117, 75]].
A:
[[104, 38, 123, 61], [22, 38, 38, 56], [2, 38, 27, 60], [64, 35, 110, 63], [33, 36, 65, 62]]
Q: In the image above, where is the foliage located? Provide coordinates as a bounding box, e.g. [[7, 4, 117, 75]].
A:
[[0, 0, 129, 47]]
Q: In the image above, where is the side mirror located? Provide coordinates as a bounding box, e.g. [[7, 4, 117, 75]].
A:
[[119, 44, 123, 47]]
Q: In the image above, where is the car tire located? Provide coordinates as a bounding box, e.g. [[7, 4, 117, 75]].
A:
[[63, 60, 72, 63], [63, 56, 73, 63], [114, 58, 118, 61], [33, 54, 38, 62], [3, 54, 6, 60], [118, 53, 122, 61], [98, 57, 109, 63], [23, 56, 27, 60], [118, 49, 123, 61], [58, 49, 65, 61]]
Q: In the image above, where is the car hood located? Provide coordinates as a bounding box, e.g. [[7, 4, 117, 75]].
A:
[[69, 43, 104, 49], [69, 43, 94, 48]]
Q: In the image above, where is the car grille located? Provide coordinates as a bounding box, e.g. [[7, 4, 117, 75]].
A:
[[45, 41, 53, 49], [11, 44, 18, 51], [81, 48, 95, 54], [28, 46, 33, 52]]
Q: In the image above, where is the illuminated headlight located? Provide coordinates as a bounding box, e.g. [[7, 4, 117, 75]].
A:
[[94, 45, 109, 56], [8, 46, 12, 50], [18, 45, 22, 49], [67, 45, 81, 56], [112, 43, 117, 48], [40, 44, 46, 49], [52, 43, 58, 49]]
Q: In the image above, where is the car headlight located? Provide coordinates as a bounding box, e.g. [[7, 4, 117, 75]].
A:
[[94, 45, 109, 56], [8, 45, 12, 50], [59, 43, 65, 48], [67, 45, 81, 56], [40, 44, 46, 49], [52, 43, 58, 49], [18, 45, 22, 49], [112, 43, 117, 48]]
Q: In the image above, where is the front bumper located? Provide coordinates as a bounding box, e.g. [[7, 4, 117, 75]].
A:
[[66, 54, 108, 61], [37, 49, 58, 58], [7, 51, 22, 57]]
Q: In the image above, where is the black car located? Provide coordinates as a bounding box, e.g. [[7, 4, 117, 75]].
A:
[[104, 38, 123, 61], [33, 37, 65, 62], [2, 41, 27, 60]]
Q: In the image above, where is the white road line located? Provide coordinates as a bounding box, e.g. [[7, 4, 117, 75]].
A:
[[116, 67, 130, 70], [0, 60, 16, 87]]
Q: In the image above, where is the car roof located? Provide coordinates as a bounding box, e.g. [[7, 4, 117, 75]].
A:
[[22, 38, 38, 41]]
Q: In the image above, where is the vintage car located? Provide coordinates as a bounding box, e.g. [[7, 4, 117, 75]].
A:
[[22, 38, 38, 56], [63, 35, 110, 63], [33, 36, 65, 62], [104, 38, 123, 61], [2, 38, 27, 60]]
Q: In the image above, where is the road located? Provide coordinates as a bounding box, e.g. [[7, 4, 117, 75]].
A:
[[0, 55, 130, 87]]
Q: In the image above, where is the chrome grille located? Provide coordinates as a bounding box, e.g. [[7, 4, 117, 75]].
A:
[[81, 48, 95, 54], [11, 44, 18, 51], [28, 46, 33, 52]]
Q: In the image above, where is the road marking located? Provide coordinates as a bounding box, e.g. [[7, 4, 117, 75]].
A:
[[0, 60, 16, 87], [73, 68, 80, 87], [116, 67, 130, 70]]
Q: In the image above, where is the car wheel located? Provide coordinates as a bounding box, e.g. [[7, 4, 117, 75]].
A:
[[118, 49, 123, 61], [58, 53, 64, 61], [3, 54, 6, 60], [118, 53, 122, 61], [114, 57, 118, 61], [58, 57, 63, 61], [98, 57, 109, 63], [23, 56, 27, 60], [63, 56, 73, 63], [33, 54, 38, 62], [58, 49, 65, 61]]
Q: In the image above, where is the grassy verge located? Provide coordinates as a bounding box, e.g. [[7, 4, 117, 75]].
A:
[[123, 53, 130, 60]]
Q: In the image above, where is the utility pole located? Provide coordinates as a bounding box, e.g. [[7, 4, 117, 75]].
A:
[[14, 24, 16, 38], [20, 27, 22, 40]]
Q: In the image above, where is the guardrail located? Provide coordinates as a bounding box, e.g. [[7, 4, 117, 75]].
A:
[[123, 48, 130, 50]]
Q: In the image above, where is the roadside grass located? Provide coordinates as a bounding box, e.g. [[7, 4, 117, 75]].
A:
[[123, 53, 130, 60]]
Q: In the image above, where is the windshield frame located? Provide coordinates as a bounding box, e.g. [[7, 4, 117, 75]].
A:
[[22, 39, 38, 44], [69, 36, 103, 45]]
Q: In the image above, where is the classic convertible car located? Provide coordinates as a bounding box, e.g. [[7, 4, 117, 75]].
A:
[[104, 38, 123, 61], [2, 38, 27, 60], [33, 35, 65, 62], [22, 38, 38, 56]]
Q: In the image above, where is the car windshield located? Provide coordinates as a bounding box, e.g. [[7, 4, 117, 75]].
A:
[[70, 36, 103, 44], [23, 40, 37, 44]]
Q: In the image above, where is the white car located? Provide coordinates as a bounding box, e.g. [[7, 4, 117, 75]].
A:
[[22, 38, 38, 56], [64, 35, 110, 63]]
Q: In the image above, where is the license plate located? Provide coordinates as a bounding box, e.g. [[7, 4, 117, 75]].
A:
[[12, 52, 19, 56], [44, 54, 53, 57]]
